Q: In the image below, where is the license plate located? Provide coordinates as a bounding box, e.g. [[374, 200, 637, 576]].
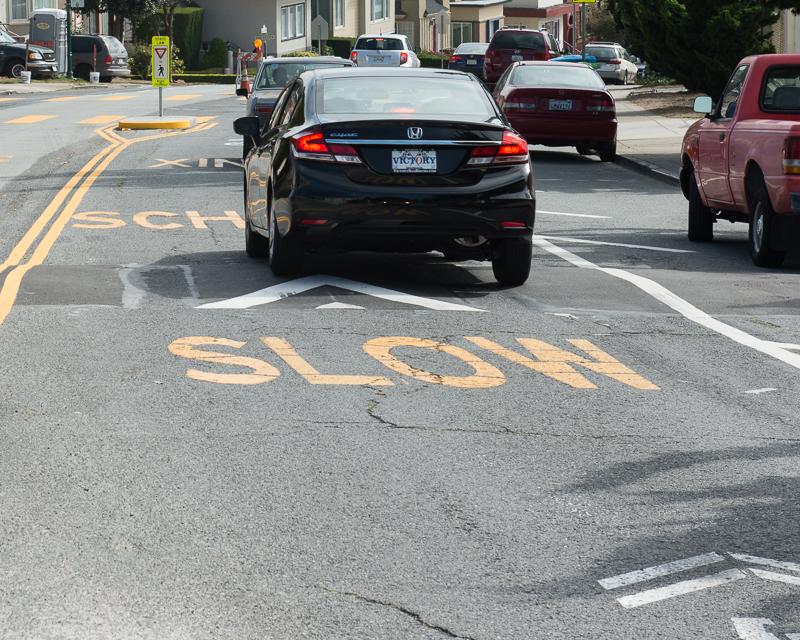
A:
[[467, 59, 477, 65], [391, 149, 437, 173], [511, 55, 523, 62], [372, 56, 385, 63], [549, 99, 573, 111], [118, 58, 125, 64]]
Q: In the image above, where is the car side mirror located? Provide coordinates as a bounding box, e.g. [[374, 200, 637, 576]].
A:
[[693, 96, 713, 114], [234, 116, 261, 142]]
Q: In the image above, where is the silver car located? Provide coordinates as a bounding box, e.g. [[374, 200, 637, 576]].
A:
[[582, 43, 639, 85], [350, 34, 420, 68], [243, 56, 352, 157]]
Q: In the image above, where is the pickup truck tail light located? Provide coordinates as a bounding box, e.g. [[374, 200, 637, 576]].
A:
[[783, 137, 800, 174]]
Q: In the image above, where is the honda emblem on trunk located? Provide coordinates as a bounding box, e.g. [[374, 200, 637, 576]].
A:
[[407, 127, 423, 140]]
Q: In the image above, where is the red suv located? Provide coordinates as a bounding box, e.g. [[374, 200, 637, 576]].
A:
[[484, 28, 561, 84]]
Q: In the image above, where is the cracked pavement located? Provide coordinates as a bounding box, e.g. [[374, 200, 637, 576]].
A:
[[0, 86, 799, 639]]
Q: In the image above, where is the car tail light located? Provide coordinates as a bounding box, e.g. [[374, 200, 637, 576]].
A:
[[783, 137, 800, 174], [350, 50, 358, 63], [505, 100, 538, 111], [500, 221, 527, 229], [292, 131, 363, 164], [103, 54, 113, 65], [450, 55, 462, 63], [256, 105, 274, 115], [400, 51, 409, 64], [467, 130, 529, 166], [586, 96, 615, 113], [608, 58, 621, 65]]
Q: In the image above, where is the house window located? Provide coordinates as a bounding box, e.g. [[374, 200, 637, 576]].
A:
[[11, 0, 28, 21], [451, 22, 472, 48], [371, 0, 388, 22], [334, 0, 344, 27], [281, 3, 306, 40], [487, 18, 501, 39], [32, 0, 57, 9]]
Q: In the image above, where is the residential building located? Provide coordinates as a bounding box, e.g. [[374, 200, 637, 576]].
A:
[[448, 0, 506, 46], [311, 0, 395, 41], [502, 0, 572, 48], [773, 9, 800, 53], [194, 0, 312, 56], [3, 0, 58, 37], [396, 0, 448, 51]]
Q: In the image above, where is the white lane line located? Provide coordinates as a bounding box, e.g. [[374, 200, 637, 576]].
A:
[[616, 568, 747, 609], [730, 553, 800, 574], [536, 234, 694, 254], [599, 552, 724, 590], [750, 568, 800, 586], [732, 618, 781, 640], [786, 634, 800, 639], [763, 341, 800, 351], [744, 388, 778, 395], [538, 209, 611, 219], [532, 236, 800, 371]]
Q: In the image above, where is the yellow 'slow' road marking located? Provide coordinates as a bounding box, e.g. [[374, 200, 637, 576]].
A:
[[0, 97, 19, 103], [4, 114, 57, 124], [45, 96, 80, 103], [0, 155, 11, 163], [80, 115, 126, 125], [166, 94, 201, 102], [99, 95, 135, 101]]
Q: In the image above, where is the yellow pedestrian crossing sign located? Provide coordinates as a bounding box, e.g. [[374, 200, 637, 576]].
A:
[[152, 36, 170, 87]]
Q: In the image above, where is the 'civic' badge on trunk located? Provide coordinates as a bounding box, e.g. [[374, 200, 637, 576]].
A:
[[407, 127, 423, 140]]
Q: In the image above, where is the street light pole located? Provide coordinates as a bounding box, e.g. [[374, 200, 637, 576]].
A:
[[65, 0, 73, 78]]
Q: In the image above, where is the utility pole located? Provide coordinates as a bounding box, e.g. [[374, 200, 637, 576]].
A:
[[65, 0, 73, 78]]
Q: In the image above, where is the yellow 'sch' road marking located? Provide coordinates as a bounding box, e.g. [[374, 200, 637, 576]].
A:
[[99, 95, 135, 101], [4, 114, 57, 124], [45, 96, 80, 102], [166, 94, 201, 102], [0, 120, 217, 326]]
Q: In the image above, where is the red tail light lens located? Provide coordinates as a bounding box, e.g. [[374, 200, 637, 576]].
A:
[[586, 96, 615, 113], [292, 132, 362, 164], [608, 58, 621, 65], [294, 132, 328, 154], [450, 55, 462, 63], [783, 137, 800, 174], [467, 131, 529, 166], [400, 51, 409, 64], [256, 105, 274, 114], [104, 54, 113, 65], [350, 50, 358, 62]]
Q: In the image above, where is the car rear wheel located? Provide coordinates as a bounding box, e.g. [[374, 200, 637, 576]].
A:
[[491, 238, 532, 286], [749, 182, 786, 268], [576, 144, 592, 156], [598, 139, 616, 162], [268, 200, 303, 275], [687, 168, 714, 242], [5, 59, 25, 79]]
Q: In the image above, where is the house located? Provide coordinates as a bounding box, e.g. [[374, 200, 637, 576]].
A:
[[773, 9, 800, 53], [310, 0, 395, 42], [502, 0, 572, 48], [193, 0, 313, 56], [448, 0, 507, 46], [3, 0, 59, 37]]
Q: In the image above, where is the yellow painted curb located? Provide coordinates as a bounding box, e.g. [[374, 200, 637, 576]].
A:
[[117, 117, 195, 130]]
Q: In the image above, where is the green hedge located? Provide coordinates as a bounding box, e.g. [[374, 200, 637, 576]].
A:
[[418, 51, 448, 68], [328, 36, 356, 58], [201, 37, 228, 69], [173, 7, 204, 69], [173, 73, 235, 84]]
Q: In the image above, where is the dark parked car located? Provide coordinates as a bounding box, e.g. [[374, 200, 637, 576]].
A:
[[71, 34, 130, 82], [448, 42, 489, 78], [0, 28, 56, 78], [234, 67, 536, 285], [484, 28, 561, 85], [243, 56, 353, 157]]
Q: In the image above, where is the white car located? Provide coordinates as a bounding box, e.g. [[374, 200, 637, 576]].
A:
[[583, 42, 639, 85], [350, 34, 421, 67]]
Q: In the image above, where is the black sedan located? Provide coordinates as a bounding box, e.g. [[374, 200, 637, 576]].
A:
[[447, 42, 489, 79], [234, 67, 536, 286]]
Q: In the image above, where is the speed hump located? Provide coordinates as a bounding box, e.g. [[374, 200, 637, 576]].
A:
[[152, 36, 170, 87]]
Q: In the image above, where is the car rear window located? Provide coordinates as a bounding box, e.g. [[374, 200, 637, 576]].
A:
[[490, 31, 544, 51], [101, 35, 126, 54], [584, 46, 617, 61], [761, 66, 800, 112], [257, 62, 349, 89], [455, 43, 489, 55], [355, 37, 404, 51], [511, 65, 605, 89], [319, 76, 495, 117]]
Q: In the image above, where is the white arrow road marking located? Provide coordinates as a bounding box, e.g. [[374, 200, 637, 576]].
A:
[[536, 234, 694, 253], [616, 568, 747, 609], [749, 568, 800, 586], [315, 302, 365, 310], [599, 552, 724, 590], [732, 618, 781, 640], [538, 209, 612, 219], [730, 554, 800, 574], [533, 236, 800, 371], [197, 275, 486, 312]]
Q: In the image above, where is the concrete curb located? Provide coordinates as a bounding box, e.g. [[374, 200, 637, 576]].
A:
[[614, 153, 680, 186], [117, 116, 195, 130]]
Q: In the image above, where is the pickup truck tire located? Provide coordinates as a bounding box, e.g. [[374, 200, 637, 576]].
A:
[[749, 184, 786, 268], [5, 58, 25, 79], [687, 170, 713, 242], [491, 238, 532, 286]]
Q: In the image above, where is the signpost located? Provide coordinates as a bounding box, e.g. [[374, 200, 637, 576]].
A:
[[151, 36, 170, 117]]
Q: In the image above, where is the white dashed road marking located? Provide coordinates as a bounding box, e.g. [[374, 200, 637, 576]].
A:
[[599, 552, 724, 590], [538, 209, 612, 219], [616, 568, 747, 609]]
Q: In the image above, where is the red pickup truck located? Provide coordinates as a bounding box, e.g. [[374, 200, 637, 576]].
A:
[[681, 54, 800, 267]]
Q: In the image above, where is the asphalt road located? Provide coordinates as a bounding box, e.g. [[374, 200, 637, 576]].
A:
[[1, 85, 799, 640]]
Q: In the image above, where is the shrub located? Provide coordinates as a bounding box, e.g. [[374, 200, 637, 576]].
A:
[[127, 43, 185, 79], [282, 49, 318, 57], [418, 51, 448, 69], [201, 37, 228, 69], [328, 36, 356, 58], [173, 7, 204, 69]]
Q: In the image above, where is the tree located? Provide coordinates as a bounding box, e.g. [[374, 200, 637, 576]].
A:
[[587, 2, 624, 43], [607, 0, 800, 96], [75, 0, 157, 40]]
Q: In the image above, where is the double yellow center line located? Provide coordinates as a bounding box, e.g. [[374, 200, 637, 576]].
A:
[[0, 120, 216, 325]]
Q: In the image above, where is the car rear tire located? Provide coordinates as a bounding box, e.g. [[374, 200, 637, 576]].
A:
[[687, 168, 714, 242], [268, 201, 303, 276], [491, 238, 532, 286], [598, 139, 616, 162], [5, 59, 25, 79], [245, 219, 268, 258], [576, 144, 592, 156], [749, 182, 786, 268]]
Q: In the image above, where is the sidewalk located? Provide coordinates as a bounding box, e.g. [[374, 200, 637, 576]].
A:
[[610, 86, 696, 183], [0, 80, 145, 95]]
